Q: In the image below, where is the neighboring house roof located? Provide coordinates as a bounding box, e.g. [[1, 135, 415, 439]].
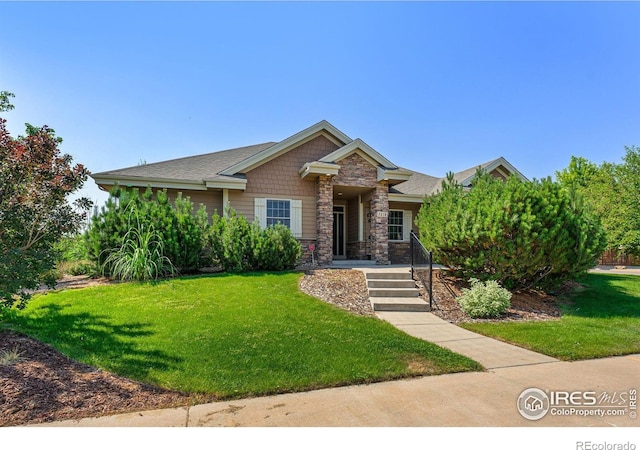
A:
[[453, 156, 529, 187], [91, 120, 527, 198]]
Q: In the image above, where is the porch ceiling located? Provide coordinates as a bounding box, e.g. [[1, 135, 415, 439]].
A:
[[333, 185, 371, 200]]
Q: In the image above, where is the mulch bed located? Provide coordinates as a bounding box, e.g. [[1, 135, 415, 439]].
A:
[[299, 269, 373, 316], [0, 330, 190, 427], [425, 270, 563, 323]]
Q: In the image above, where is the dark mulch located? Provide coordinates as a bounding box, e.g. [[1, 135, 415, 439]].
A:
[[0, 330, 191, 427], [424, 270, 563, 323]]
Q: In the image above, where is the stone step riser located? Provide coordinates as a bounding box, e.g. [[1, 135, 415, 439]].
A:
[[368, 288, 420, 298], [367, 280, 416, 289], [365, 272, 412, 280], [370, 299, 431, 312]]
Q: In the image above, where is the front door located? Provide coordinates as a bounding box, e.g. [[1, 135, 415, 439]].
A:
[[333, 206, 346, 259]]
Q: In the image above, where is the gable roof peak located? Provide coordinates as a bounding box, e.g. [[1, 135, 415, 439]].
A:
[[219, 120, 352, 176]]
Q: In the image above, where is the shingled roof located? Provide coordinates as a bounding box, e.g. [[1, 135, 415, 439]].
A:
[[92, 121, 525, 197], [391, 170, 442, 196], [92, 142, 277, 183]]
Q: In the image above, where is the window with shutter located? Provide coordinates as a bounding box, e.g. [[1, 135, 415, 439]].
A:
[[255, 198, 302, 238]]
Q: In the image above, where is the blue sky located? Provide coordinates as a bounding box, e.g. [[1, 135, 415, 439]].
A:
[[1, 1, 639, 207]]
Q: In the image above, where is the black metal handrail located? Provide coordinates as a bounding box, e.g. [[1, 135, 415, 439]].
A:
[[410, 230, 433, 310]]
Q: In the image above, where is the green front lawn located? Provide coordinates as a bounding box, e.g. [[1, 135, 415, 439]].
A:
[[6, 272, 480, 398], [462, 273, 640, 360]]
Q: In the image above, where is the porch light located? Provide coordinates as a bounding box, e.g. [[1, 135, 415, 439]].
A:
[[337, 192, 343, 196]]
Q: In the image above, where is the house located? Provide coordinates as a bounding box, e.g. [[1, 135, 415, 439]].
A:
[[91, 120, 527, 265]]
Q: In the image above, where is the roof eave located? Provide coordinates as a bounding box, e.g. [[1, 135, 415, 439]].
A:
[[388, 193, 425, 203], [319, 138, 397, 168], [204, 179, 248, 190], [377, 167, 413, 184], [299, 161, 341, 180], [91, 174, 207, 191]]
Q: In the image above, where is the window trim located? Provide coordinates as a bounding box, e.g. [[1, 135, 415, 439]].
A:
[[388, 209, 404, 242], [266, 198, 292, 229], [254, 197, 302, 238], [388, 209, 412, 242]]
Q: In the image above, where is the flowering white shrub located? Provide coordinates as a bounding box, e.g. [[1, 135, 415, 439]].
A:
[[457, 278, 512, 318]]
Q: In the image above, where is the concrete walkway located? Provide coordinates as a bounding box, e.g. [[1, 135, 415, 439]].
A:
[[377, 311, 558, 369], [359, 265, 557, 369]]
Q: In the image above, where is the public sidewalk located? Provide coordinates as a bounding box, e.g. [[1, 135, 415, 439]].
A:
[[36, 354, 640, 427], [590, 265, 640, 276]]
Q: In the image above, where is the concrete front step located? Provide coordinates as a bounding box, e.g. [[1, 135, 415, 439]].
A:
[[365, 271, 412, 280], [368, 288, 420, 298], [367, 279, 417, 289], [371, 297, 430, 312]]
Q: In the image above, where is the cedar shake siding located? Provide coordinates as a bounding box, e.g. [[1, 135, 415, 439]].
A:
[[244, 135, 339, 197], [162, 189, 224, 217]]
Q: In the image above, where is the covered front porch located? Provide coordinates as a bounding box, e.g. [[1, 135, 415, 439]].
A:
[[315, 174, 390, 266], [331, 185, 376, 262]]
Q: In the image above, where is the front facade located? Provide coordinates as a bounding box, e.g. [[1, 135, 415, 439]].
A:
[[92, 121, 526, 265]]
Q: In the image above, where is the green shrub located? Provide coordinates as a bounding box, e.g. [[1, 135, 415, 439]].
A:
[[416, 171, 607, 290], [457, 278, 512, 318], [87, 186, 207, 275], [208, 208, 257, 272], [254, 223, 302, 271], [67, 260, 97, 276], [86, 186, 137, 270], [57, 260, 97, 277], [207, 208, 302, 272], [54, 235, 89, 262]]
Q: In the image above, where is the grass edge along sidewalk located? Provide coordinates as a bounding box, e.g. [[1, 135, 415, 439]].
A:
[[461, 273, 640, 361], [5, 272, 481, 399]]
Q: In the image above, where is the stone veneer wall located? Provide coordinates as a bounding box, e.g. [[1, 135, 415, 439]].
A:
[[332, 153, 378, 188], [316, 175, 333, 265], [346, 241, 369, 260], [314, 152, 392, 265], [389, 242, 410, 264], [371, 181, 389, 264]]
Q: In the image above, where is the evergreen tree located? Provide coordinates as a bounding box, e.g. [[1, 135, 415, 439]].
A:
[[416, 171, 606, 290]]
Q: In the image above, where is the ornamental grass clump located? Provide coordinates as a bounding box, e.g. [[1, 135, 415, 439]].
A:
[[457, 278, 512, 319], [101, 206, 175, 281]]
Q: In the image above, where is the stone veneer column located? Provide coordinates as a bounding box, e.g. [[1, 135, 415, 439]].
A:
[[371, 181, 389, 264], [316, 175, 334, 266]]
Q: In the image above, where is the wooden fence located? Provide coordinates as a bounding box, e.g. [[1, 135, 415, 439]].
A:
[[598, 249, 640, 266]]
